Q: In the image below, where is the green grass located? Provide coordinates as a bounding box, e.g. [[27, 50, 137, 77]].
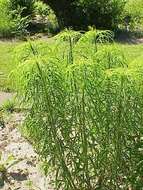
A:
[[121, 43, 143, 62], [0, 41, 19, 91]]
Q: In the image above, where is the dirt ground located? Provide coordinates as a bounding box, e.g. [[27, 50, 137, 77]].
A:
[[0, 93, 53, 190]]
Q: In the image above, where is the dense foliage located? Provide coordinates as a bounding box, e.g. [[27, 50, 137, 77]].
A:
[[0, 0, 143, 37], [0, 0, 29, 37], [10, 0, 35, 17], [123, 0, 143, 30], [13, 30, 143, 189], [34, 1, 59, 34], [43, 0, 126, 29], [0, 0, 58, 37], [0, 0, 13, 37]]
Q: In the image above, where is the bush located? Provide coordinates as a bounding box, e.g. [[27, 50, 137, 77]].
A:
[[44, 0, 126, 29], [34, 1, 49, 19], [123, 0, 143, 30], [13, 30, 143, 189], [12, 9, 30, 37], [33, 1, 59, 34], [78, 0, 126, 29], [10, 0, 35, 17], [0, 0, 13, 37], [0, 0, 30, 37]]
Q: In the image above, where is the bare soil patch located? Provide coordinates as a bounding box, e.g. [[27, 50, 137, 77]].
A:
[[0, 91, 53, 190]]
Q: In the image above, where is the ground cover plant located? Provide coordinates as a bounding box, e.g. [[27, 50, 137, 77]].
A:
[[12, 30, 143, 189]]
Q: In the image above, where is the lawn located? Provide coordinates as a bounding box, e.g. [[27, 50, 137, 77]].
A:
[[0, 41, 19, 91], [0, 39, 143, 91], [121, 43, 143, 62]]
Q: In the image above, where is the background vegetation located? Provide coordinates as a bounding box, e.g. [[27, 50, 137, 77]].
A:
[[0, 0, 30, 37], [123, 0, 143, 30], [0, 0, 143, 38]]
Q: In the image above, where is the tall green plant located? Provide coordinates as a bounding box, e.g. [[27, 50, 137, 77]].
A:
[[13, 30, 143, 189]]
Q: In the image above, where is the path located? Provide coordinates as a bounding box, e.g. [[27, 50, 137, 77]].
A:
[[0, 93, 53, 190]]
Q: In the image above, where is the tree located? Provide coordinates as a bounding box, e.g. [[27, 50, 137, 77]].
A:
[[43, 0, 126, 29], [43, 0, 85, 29]]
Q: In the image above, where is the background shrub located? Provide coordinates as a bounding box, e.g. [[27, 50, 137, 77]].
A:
[[78, 0, 126, 29], [33, 1, 59, 34], [0, 0, 14, 37], [34, 0, 49, 19], [10, 0, 35, 17], [43, 0, 126, 29], [0, 0, 30, 37], [123, 0, 143, 30]]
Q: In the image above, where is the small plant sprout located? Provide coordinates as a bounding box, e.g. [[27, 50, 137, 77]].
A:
[[0, 110, 5, 129], [0, 152, 21, 187], [2, 99, 15, 113]]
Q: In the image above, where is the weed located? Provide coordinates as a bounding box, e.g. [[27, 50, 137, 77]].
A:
[[0, 110, 5, 129], [0, 152, 21, 187], [2, 99, 15, 113]]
